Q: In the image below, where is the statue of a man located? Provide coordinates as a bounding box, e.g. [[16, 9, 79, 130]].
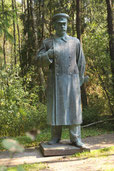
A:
[[36, 13, 86, 148]]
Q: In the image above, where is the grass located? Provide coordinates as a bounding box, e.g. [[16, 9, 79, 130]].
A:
[[72, 146, 114, 171], [1, 146, 114, 171], [0, 123, 113, 171], [0, 122, 113, 151], [0, 163, 47, 171], [72, 146, 114, 158], [103, 169, 114, 171]]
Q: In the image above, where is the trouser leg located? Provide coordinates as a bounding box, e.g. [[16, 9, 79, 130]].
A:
[[69, 125, 81, 143], [48, 126, 62, 145], [69, 125, 87, 148], [51, 125, 62, 139]]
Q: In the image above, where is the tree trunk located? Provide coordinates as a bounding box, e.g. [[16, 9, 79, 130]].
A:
[[105, 0, 114, 89], [2, 0, 6, 65], [12, 0, 16, 65], [31, 0, 46, 102], [71, 0, 75, 36], [76, 0, 81, 40], [41, 0, 44, 39], [15, 0, 21, 56], [76, 0, 88, 107], [22, 0, 26, 12], [49, 0, 52, 36], [3, 34, 6, 65], [27, 0, 30, 66]]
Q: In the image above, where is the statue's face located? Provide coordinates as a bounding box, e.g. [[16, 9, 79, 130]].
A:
[[54, 21, 67, 36]]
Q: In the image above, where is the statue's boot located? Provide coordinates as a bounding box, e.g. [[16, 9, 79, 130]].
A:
[[69, 125, 89, 149], [48, 126, 62, 145], [48, 137, 60, 145], [71, 140, 88, 149]]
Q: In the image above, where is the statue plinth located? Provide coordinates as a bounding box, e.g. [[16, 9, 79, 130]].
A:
[[40, 140, 90, 157]]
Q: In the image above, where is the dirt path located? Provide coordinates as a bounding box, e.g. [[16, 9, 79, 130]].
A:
[[0, 133, 114, 171], [47, 155, 114, 171], [45, 133, 114, 171]]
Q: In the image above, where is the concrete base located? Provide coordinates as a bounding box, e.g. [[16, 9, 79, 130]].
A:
[[40, 140, 90, 157]]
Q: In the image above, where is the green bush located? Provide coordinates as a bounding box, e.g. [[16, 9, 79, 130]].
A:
[[82, 105, 102, 125], [0, 65, 47, 136], [82, 89, 112, 125]]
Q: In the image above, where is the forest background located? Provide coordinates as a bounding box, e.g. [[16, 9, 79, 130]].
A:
[[0, 0, 113, 137]]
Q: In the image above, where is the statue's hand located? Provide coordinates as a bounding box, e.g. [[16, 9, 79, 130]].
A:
[[48, 48, 54, 60]]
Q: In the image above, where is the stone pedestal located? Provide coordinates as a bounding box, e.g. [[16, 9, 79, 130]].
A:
[[40, 140, 90, 157]]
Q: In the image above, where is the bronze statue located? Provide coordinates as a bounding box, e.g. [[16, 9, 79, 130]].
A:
[[36, 13, 87, 149]]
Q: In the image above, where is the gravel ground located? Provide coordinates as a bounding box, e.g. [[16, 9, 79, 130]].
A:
[[47, 155, 114, 171], [46, 133, 114, 171], [0, 133, 114, 171]]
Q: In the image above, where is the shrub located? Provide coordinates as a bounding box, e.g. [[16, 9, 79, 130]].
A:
[[0, 65, 47, 136], [82, 105, 102, 125]]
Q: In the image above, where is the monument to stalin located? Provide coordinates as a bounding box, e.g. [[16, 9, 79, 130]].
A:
[[36, 13, 87, 148]]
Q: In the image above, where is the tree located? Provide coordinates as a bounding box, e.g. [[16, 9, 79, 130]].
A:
[[12, 0, 16, 65], [105, 0, 114, 89], [1, 0, 6, 65], [15, 0, 21, 56], [76, 0, 88, 107], [82, 0, 113, 116]]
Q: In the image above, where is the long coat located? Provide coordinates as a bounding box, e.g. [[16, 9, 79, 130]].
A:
[[36, 34, 86, 126]]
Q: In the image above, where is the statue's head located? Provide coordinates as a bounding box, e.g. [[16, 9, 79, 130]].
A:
[[52, 13, 69, 37]]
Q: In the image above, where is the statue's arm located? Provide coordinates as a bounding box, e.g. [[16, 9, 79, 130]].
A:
[[35, 40, 53, 67], [76, 40, 86, 86]]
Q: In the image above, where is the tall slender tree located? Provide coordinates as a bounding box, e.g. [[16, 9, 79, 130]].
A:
[[12, 0, 16, 65], [76, 0, 88, 107], [105, 0, 114, 89], [2, 0, 6, 65], [15, 0, 21, 56], [31, 0, 46, 102]]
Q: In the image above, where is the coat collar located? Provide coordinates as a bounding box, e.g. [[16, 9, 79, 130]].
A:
[[61, 34, 69, 42], [54, 34, 69, 42]]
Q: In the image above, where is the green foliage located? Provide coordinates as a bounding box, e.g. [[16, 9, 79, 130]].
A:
[[0, 0, 14, 54], [2, 139, 24, 153], [5, 163, 46, 171], [0, 65, 47, 136], [16, 136, 33, 146], [72, 146, 114, 158], [83, 106, 103, 125], [22, 163, 46, 171], [0, 166, 7, 171], [17, 166, 25, 171], [0, 138, 25, 171], [0, 0, 113, 137], [82, 0, 113, 116], [1, 125, 113, 151]]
